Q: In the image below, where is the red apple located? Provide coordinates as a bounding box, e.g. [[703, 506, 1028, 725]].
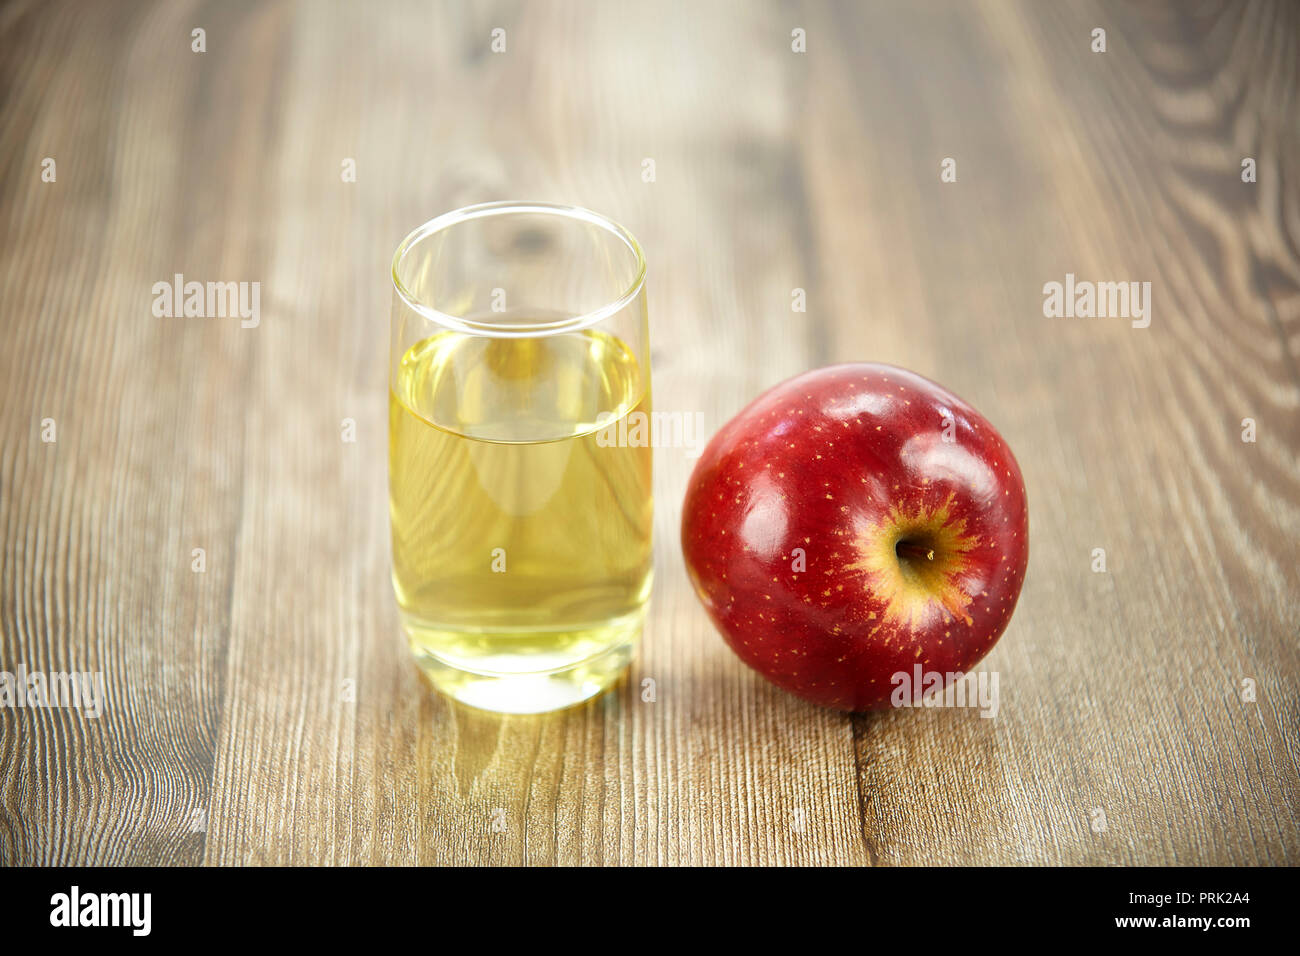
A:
[[681, 364, 1028, 711]]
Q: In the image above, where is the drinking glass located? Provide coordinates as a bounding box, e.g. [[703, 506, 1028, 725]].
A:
[[389, 202, 653, 713]]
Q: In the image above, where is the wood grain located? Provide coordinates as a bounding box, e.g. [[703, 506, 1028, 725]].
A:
[[0, 0, 1296, 866]]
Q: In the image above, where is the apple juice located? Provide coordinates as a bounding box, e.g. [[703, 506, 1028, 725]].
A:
[[388, 327, 653, 712]]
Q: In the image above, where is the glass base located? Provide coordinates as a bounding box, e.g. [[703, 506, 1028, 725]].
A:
[[406, 615, 641, 714]]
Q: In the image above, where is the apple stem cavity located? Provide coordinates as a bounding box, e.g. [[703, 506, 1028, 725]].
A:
[[895, 540, 936, 563]]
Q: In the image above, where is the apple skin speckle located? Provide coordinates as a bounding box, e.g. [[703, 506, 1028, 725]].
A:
[[681, 363, 1029, 712]]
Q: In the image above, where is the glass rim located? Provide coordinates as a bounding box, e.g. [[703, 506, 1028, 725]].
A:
[[391, 200, 647, 337]]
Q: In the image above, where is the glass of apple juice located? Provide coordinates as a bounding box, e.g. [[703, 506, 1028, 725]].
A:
[[388, 201, 653, 713]]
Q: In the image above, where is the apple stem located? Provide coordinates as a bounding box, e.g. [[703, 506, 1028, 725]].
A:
[[896, 541, 935, 562]]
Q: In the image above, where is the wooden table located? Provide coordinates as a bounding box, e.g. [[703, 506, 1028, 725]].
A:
[[1, 0, 1297, 866]]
